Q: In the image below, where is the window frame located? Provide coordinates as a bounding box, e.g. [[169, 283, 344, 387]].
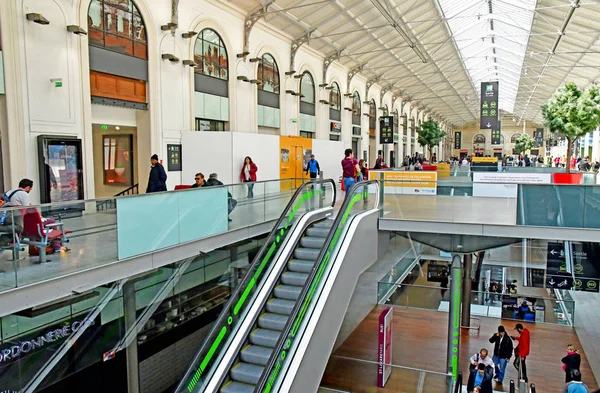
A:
[[257, 53, 280, 94], [194, 28, 229, 81], [300, 72, 315, 105]]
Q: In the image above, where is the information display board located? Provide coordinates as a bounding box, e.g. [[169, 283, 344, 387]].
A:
[[492, 130, 502, 145], [534, 128, 544, 148], [377, 307, 393, 388], [380, 116, 394, 144], [546, 242, 600, 292], [369, 170, 438, 195], [167, 144, 182, 172], [454, 131, 462, 149], [480, 82, 499, 130]]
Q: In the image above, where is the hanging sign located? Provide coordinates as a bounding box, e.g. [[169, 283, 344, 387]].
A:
[[377, 307, 393, 388], [534, 128, 544, 148], [480, 82, 499, 130], [454, 132, 461, 149], [380, 116, 394, 144], [491, 130, 502, 145]]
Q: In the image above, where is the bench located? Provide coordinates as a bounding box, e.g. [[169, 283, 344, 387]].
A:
[[21, 208, 71, 263]]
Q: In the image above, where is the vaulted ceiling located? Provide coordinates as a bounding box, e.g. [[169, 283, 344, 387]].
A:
[[228, 0, 600, 129]]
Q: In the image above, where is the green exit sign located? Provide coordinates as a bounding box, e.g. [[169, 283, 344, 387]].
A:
[[55, 81, 63, 87], [100, 124, 108, 130]]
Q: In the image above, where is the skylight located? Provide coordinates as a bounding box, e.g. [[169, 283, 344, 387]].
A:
[[437, 0, 536, 113]]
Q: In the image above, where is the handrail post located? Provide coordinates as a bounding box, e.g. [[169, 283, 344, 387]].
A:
[[379, 173, 385, 218]]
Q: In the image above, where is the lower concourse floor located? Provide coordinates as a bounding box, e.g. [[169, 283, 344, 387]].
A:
[[322, 307, 598, 393]]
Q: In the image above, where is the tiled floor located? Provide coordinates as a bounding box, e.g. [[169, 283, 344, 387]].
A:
[[570, 290, 600, 386]]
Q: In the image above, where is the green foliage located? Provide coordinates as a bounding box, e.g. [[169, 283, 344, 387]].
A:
[[542, 83, 600, 173], [515, 134, 535, 155], [416, 120, 446, 160]]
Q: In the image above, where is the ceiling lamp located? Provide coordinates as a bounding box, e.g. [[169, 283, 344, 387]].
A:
[[237, 76, 249, 82], [26, 13, 49, 25], [249, 57, 262, 63], [181, 31, 198, 39], [161, 53, 179, 63], [67, 25, 87, 35], [182, 60, 197, 67]]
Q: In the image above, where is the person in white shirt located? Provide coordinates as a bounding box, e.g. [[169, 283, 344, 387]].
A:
[[470, 348, 495, 369], [462, 158, 469, 166]]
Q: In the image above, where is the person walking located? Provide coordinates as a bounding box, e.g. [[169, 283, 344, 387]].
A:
[[489, 325, 513, 385], [562, 370, 589, 393], [240, 156, 258, 198], [341, 148, 360, 193], [305, 154, 321, 179], [512, 323, 530, 382], [470, 348, 495, 370], [467, 363, 493, 393], [146, 154, 167, 193], [562, 345, 582, 383]]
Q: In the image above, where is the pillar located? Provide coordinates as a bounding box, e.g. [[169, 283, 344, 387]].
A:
[[123, 281, 140, 393], [447, 254, 462, 390], [461, 254, 473, 327]]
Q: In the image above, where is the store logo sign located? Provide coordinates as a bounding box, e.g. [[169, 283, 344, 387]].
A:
[[0, 318, 95, 363]]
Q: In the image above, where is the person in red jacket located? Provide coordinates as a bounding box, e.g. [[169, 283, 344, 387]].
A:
[[240, 156, 258, 198], [512, 323, 530, 382]]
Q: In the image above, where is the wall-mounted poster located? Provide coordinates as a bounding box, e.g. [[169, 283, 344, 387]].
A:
[[103, 135, 133, 185]]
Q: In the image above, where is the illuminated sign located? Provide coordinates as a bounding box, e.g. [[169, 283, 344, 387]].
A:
[[0, 318, 95, 363]]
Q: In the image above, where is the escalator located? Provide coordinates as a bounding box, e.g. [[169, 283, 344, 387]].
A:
[[221, 218, 333, 393], [176, 180, 380, 393]]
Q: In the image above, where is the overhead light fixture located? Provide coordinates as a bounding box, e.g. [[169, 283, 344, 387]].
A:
[[285, 70, 296, 76], [363, 113, 371, 117], [67, 25, 87, 35], [237, 76, 249, 82], [160, 23, 177, 31], [344, 93, 353, 97], [344, 107, 352, 111], [285, 89, 295, 94], [299, 94, 305, 98], [363, 101, 371, 104], [294, 74, 303, 79], [182, 60, 197, 67], [26, 13, 49, 25], [236, 51, 250, 58], [325, 86, 333, 90], [319, 83, 328, 88], [161, 53, 179, 63], [378, 106, 386, 111], [249, 57, 261, 63], [249, 79, 263, 84], [181, 31, 198, 39], [319, 99, 329, 104]]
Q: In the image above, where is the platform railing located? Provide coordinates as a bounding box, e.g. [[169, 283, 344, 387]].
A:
[[0, 178, 306, 292]]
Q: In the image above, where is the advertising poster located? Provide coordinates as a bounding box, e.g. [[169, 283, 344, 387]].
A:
[[501, 295, 537, 322], [377, 307, 393, 388], [48, 144, 81, 203], [369, 171, 437, 195], [480, 82, 499, 130], [472, 172, 552, 198]]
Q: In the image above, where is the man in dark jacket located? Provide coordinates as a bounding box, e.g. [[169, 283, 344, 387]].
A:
[[146, 154, 167, 193], [467, 363, 493, 393], [203, 173, 236, 221], [489, 325, 513, 384]]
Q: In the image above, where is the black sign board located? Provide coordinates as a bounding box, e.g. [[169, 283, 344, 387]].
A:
[[454, 131, 461, 149], [167, 144, 182, 172], [491, 130, 502, 145], [480, 82, 499, 130], [534, 128, 544, 148], [546, 241, 600, 292], [379, 116, 394, 144]]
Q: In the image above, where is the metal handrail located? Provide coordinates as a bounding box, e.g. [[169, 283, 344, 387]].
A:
[[174, 179, 336, 393], [454, 372, 463, 393], [330, 355, 451, 376], [255, 180, 379, 393]]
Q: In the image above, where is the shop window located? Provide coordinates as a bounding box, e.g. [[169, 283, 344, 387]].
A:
[[329, 134, 340, 141], [87, 0, 147, 59], [103, 135, 133, 185], [300, 131, 315, 139], [300, 72, 315, 105], [195, 118, 225, 132], [258, 53, 279, 94], [194, 29, 228, 81], [329, 82, 341, 111]]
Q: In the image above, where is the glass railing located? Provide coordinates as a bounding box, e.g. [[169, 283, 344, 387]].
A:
[[256, 180, 380, 393], [175, 179, 336, 393], [0, 178, 304, 292], [320, 355, 452, 393], [377, 283, 575, 326]]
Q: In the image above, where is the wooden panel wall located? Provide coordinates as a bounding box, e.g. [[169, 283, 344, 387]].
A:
[[90, 71, 147, 103]]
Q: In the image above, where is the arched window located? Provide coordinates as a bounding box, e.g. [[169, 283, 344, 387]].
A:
[[511, 134, 521, 143], [300, 72, 315, 104], [369, 100, 376, 118], [194, 29, 228, 80], [88, 0, 147, 59], [258, 53, 279, 94], [352, 92, 361, 116], [394, 109, 399, 125], [330, 82, 341, 111], [474, 134, 486, 144]]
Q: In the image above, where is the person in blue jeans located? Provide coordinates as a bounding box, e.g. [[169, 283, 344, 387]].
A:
[[489, 325, 513, 385], [341, 149, 361, 193]]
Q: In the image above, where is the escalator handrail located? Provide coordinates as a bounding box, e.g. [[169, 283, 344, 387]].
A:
[[175, 178, 336, 393], [255, 180, 379, 393], [454, 372, 463, 393]]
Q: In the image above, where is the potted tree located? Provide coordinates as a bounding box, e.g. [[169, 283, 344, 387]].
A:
[[515, 134, 535, 166], [417, 120, 447, 169], [542, 83, 600, 184]]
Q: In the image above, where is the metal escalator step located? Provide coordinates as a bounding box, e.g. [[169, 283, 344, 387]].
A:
[[313, 220, 334, 229], [274, 284, 302, 300], [221, 381, 255, 393], [266, 298, 296, 315], [306, 227, 329, 237], [300, 236, 326, 249], [240, 345, 273, 366], [249, 328, 280, 348], [288, 259, 315, 273], [281, 271, 309, 286], [258, 312, 288, 331], [230, 362, 264, 385], [294, 248, 320, 261]]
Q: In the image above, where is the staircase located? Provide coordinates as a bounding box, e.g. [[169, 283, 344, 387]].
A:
[[220, 218, 334, 393]]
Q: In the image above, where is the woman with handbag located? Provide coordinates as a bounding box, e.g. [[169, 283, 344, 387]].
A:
[[240, 156, 258, 198]]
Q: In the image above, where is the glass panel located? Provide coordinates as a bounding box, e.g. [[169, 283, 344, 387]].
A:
[[133, 41, 147, 59], [88, 0, 103, 30], [300, 72, 315, 104], [115, 8, 132, 38], [104, 3, 117, 34], [104, 33, 133, 55], [88, 28, 105, 46], [352, 92, 361, 115], [133, 14, 146, 42], [203, 28, 220, 45]]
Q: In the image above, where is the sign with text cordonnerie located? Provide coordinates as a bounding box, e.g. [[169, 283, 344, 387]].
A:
[[480, 82, 499, 130]]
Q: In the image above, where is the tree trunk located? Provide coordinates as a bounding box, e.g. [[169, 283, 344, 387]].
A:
[[429, 146, 433, 162], [566, 137, 573, 174]]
